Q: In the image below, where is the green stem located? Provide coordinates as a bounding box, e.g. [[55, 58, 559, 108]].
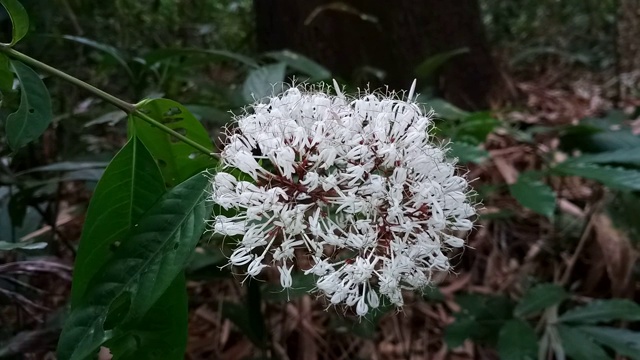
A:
[[0, 46, 214, 157], [0, 46, 135, 113]]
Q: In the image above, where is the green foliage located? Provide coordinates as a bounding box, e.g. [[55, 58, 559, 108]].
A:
[[556, 325, 611, 360], [482, 0, 616, 69], [70, 137, 165, 306], [105, 274, 189, 360], [576, 326, 640, 360], [509, 173, 556, 218], [62, 35, 134, 80], [134, 99, 216, 187], [497, 319, 538, 360], [447, 286, 640, 360], [448, 141, 490, 164], [415, 48, 469, 81], [0, 0, 29, 46], [57, 171, 211, 360], [265, 50, 331, 81], [5, 60, 52, 150], [553, 163, 640, 191], [445, 293, 514, 347], [514, 283, 567, 318], [222, 282, 268, 350], [558, 299, 640, 324], [0, 54, 13, 92]]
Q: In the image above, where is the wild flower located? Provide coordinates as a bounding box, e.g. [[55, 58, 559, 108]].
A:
[[209, 80, 476, 316]]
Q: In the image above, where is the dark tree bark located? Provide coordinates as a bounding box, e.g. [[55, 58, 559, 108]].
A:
[[616, 0, 640, 100], [254, 0, 506, 110]]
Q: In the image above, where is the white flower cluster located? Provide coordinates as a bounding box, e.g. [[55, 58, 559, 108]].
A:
[[210, 80, 476, 316]]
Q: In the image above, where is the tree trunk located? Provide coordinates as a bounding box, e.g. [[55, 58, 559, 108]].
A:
[[254, 0, 505, 110], [616, 0, 640, 101]]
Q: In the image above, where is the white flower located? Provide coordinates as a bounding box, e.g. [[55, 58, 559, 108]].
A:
[[209, 80, 477, 315]]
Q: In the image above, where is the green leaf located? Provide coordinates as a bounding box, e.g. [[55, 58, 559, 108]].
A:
[[105, 275, 189, 360], [61, 35, 133, 79], [415, 48, 469, 79], [497, 319, 538, 360], [448, 142, 489, 164], [559, 112, 637, 155], [265, 50, 331, 80], [0, 0, 29, 46], [509, 174, 556, 217], [554, 163, 640, 191], [515, 283, 567, 318], [559, 299, 640, 324], [576, 326, 640, 360], [0, 53, 13, 92], [0, 240, 46, 251], [455, 112, 500, 144], [428, 98, 471, 120], [70, 137, 165, 307], [222, 300, 267, 349], [445, 317, 476, 348], [569, 148, 640, 166], [57, 172, 211, 360], [242, 62, 287, 102], [134, 99, 216, 187], [5, 60, 52, 151], [445, 293, 515, 347], [556, 325, 611, 360]]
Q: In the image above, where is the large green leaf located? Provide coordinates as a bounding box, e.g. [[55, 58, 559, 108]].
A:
[[553, 163, 640, 191], [569, 148, 640, 167], [265, 50, 331, 80], [70, 137, 165, 307], [0, 0, 29, 46], [242, 62, 287, 102], [105, 275, 189, 360], [5, 60, 52, 150], [57, 172, 211, 360], [134, 99, 216, 187], [556, 325, 611, 360], [559, 299, 640, 324], [577, 326, 640, 360], [497, 320, 538, 360], [514, 283, 567, 318], [509, 174, 556, 218]]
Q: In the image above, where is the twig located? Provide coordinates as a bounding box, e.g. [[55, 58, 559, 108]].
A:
[[0, 46, 215, 158], [559, 195, 603, 286]]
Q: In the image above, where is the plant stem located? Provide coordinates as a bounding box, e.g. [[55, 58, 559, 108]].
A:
[[0, 46, 214, 157], [0, 46, 135, 113]]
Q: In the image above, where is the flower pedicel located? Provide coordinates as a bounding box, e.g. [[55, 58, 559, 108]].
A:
[[209, 80, 476, 316]]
